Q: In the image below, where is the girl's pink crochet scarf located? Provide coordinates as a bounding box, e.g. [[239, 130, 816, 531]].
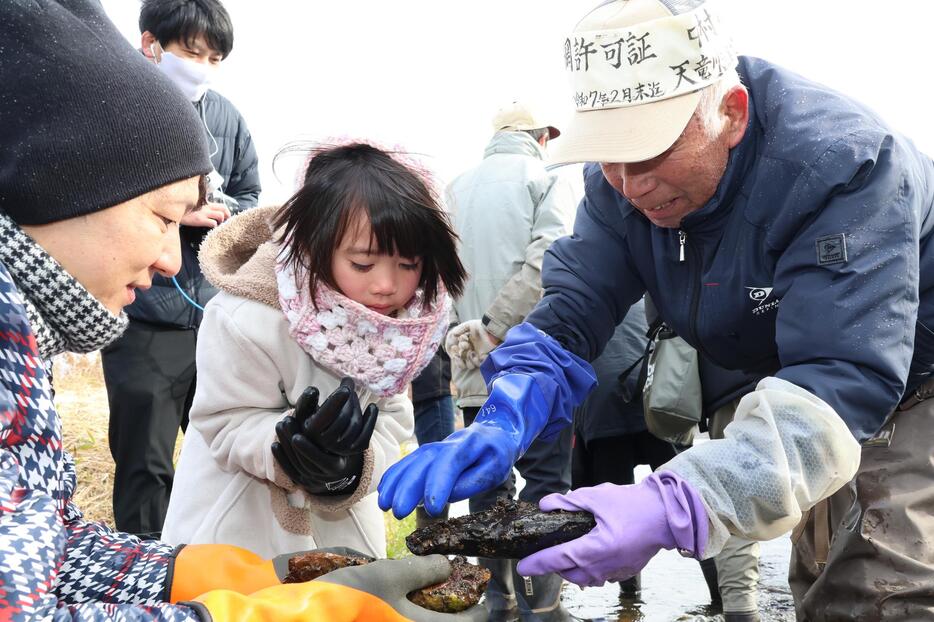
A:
[[276, 259, 451, 397]]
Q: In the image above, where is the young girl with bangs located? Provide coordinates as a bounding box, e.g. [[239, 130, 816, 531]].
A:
[[161, 142, 466, 558]]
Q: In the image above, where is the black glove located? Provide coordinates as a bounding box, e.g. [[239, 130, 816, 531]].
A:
[[272, 378, 379, 496]]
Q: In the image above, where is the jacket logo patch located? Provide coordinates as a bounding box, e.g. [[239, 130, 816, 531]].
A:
[[816, 234, 847, 265], [746, 286, 779, 316], [746, 286, 773, 306]]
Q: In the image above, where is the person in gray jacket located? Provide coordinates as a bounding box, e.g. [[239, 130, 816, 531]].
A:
[[101, 0, 261, 539], [444, 101, 581, 621]]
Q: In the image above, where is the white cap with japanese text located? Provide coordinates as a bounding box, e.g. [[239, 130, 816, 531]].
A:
[[549, 0, 737, 166]]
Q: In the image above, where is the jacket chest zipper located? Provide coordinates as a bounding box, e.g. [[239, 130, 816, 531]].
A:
[[680, 230, 716, 362]]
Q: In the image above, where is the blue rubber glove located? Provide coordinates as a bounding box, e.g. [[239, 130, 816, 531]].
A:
[[378, 323, 595, 518]]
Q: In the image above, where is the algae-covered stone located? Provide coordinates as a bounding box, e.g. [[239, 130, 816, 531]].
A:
[[282, 550, 372, 583], [406, 498, 596, 559], [407, 556, 491, 613]]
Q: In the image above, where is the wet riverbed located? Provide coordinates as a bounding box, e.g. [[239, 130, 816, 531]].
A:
[[562, 535, 794, 621]]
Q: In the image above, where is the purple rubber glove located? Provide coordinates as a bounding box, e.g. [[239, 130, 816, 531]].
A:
[[516, 471, 709, 587]]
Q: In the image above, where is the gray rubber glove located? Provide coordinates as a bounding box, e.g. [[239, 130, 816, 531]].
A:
[[314, 555, 488, 621]]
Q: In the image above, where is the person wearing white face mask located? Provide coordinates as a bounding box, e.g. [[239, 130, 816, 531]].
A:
[[148, 39, 216, 103], [100, 0, 261, 541]]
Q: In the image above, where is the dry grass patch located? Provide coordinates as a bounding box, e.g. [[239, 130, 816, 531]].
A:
[[53, 352, 118, 526], [52, 352, 417, 555]]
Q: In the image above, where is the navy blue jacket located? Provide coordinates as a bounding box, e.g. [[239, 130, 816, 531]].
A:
[[411, 347, 453, 405], [127, 89, 261, 329], [573, 299, 650, 444], [528, 57, 934, 442]]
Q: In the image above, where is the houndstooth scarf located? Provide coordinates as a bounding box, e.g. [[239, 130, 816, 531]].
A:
[[0, 212, 128, 359]]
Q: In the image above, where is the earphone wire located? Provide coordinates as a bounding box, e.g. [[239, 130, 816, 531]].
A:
[[172, 275, 205, 312]]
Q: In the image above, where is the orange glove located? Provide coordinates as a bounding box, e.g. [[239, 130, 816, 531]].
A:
[[186, 582, 408, 622], [169, 544, 366, 603], [169, 544, 280, 603], [186, 555, 486, 622]]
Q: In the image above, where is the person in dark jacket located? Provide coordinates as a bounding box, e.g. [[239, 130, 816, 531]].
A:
[[410, 347, 456, 529], [101, 0, 261, 538], [571, 300, 674, 491], [571, 300, 684, 599], [379, 0, 934, 618], [572, 299, 720, 610]]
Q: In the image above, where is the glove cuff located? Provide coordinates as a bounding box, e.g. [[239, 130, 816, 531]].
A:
[[475, 372, 551, 460], [302, 447, 376, 513], [191, 580, 403, 621], [646, 471, 710, 559], [170, 543, 279, 603], [480, 322, 596, 441]]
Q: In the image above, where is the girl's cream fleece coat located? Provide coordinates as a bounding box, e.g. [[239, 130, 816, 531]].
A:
[[161, 206, 414, 558]]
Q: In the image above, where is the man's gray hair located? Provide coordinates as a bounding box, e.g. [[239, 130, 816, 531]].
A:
[[695, 68, 743, 137]]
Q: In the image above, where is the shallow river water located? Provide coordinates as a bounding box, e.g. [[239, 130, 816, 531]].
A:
[[562, 534, 794, 621]]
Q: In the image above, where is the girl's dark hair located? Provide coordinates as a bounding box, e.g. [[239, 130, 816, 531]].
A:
[[273, 142, 466, 308], [139, 0, 234, 59]]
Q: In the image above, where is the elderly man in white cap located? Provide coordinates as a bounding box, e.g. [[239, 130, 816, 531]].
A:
[[379, 0, 934, 619], [443, 100, 583, 621]]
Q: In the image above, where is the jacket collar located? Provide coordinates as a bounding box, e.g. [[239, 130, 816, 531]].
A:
[[679, 93, 759, 235], [483, 131, 546, 160]]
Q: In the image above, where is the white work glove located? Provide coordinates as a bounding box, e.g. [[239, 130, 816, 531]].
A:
[[444, 319, 497, 370]]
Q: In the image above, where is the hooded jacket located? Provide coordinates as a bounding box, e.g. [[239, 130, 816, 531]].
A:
[[161, 206, 413, 559], [446, 131, 577, 407], [527, 56, 934, 443]]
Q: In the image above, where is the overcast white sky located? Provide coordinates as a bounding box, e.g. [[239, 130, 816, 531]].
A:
[[101, 1, 934, 204]]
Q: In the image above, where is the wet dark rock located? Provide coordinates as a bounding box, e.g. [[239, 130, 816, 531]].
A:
[[406, 498, 596, 558], [282, 550, 371, 583]]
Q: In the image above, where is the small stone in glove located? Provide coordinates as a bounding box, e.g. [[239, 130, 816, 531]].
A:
[[272, 377, 378, 496]]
